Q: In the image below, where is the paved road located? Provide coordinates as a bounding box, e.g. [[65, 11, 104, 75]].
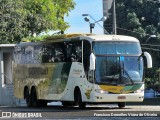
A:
[[0, 104, 160, 119]]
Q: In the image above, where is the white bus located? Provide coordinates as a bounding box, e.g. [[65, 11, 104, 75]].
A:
[[13, 34, 152, 108]]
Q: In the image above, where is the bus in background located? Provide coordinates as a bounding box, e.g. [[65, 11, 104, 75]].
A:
[[13, 34, 152, 108]]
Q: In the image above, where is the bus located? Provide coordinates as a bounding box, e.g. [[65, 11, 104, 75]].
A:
[[13, 34, 152, 108]]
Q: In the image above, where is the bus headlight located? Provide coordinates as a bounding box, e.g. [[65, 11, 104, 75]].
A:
[[95, 89, 108, 94], [134, 89, 144, 93]]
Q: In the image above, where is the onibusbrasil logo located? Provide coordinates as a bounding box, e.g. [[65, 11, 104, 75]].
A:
[[1, 112, 42, 118]]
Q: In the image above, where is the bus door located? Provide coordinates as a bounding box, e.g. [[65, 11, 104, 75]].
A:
[[83, 40, 94, 100]]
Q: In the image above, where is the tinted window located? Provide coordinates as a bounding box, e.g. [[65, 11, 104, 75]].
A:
[[93, 42, 141, 55]]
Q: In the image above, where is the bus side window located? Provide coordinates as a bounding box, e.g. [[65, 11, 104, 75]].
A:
[[14, 51, 22, 64], [34, 44, 43, 63], [74, 41, 82, 62], [16, 47, 28, 64], [54, 44, 65, 62], [65, 41, 82, 62], [65, 42, 73, 62], [41, 44, 55, 63], [23, 46, 34, 64], [42, 45, 48, 63]]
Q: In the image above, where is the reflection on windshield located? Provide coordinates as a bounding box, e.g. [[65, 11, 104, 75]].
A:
[[93, 42, 141, 54], [95, 56, 143, 85]]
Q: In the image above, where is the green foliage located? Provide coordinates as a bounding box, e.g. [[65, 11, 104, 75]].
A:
[[0, 0, 75, 43], [105, 0, 160, 42], [22, 35, 51, 42], [145, 25, 157, 35], [133, 27, 146, 40], [144, 78, 158, 89], [144, 68, 159, 89], [156, 68, 160, 74], [127, 12, 141, 29], [0, 0, 27, 43]]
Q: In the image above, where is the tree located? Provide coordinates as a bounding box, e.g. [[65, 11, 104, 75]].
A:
[[104, 0, 160, 43], [0, 0, 27, 43], [0, 0, 75, 43]]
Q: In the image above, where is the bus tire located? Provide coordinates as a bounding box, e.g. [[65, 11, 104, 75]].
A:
[[24, 88, 32, 107], [118, 102, 126, 108], [74, 88, 86, 109], [39, 100, 47, 107], [62, 101, 74, 107], [31, 88, 39, 107]]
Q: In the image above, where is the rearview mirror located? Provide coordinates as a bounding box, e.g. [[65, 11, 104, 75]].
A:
[[143, 52, 152, 68], [89, 53, 96, 70]]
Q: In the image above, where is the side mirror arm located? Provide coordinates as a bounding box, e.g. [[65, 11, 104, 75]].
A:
[[142, 52, 152, 68]]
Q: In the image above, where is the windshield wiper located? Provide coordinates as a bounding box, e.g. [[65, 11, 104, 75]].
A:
[[120, 57, 134, 85], [123, 69, 134, 85], [102, 75, 119, 80]]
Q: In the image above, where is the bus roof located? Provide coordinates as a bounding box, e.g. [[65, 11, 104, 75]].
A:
[[80, 34, 139, 42], [17, 34, 139, 47], [45, 34, 139, 43]]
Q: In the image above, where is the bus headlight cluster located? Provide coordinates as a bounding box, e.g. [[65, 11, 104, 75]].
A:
[[134, 89, 144, 93], [95, 89, 108, 94]]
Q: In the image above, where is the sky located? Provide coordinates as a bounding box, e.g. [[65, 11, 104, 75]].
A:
[[65, 0, 104, 34]]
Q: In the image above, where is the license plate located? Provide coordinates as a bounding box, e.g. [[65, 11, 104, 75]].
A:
[[118, 96, 126, 99]]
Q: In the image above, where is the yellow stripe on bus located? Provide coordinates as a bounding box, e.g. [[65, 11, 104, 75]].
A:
[[99, 85, 131, 94]]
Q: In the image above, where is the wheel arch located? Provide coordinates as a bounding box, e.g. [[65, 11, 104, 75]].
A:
[[31, 85, 39, 99], [31, 85, 36, 91], [74, 86, 83, 101]]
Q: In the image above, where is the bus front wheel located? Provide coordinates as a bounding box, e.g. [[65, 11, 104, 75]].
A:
[[118, 102, 126, 108], [74, 89, 86, 109], [62, 102, 74, 107]]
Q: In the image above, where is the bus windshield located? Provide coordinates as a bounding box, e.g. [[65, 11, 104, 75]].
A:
[[93, 42, 141, 54], [95, 56, 143, 85], [93, 42, 143, 85]]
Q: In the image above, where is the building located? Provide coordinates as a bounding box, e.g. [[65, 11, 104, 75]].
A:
[[0, 44, 25, 106]]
